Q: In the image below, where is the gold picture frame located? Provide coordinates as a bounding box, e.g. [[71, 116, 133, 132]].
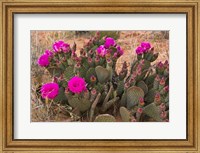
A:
[[0, 0, 200, 152]]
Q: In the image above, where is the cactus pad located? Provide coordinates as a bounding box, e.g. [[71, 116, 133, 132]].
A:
[[64, 66, 74, 81], [67, 95, 91, 112], [143, 103, 162, 122], [144, 88, 156, 104], [95, 66, 110, 84], [136, 81, 148, 95], [94, 114, 116, 122], [126, 86, 144, 109], [116, 80, 124, 96], [120, 107, 131, 122]]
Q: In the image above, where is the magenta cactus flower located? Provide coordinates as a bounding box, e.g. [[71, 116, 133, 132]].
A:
[[44, 50, 53, 57], [141, 42, 151, 52], [96, 45, 107, 57], [135, 42, 152, 54], [104, 37, 115, 49], [68, 76, 87, 94], [41, 82, 59, 99], [37, 54, 50, 67], [53, 40, 70, 53], [135, 46, 144, 55]]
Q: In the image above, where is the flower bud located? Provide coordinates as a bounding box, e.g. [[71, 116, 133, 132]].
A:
[[136, 108, 143, 121], [155, 75, 161, 81], [95, 56, 100, 63], [89, 88, 97, 102], [113, 52, 118, 59], [139, 97, 145, 106], [53, 77, 58, 83], [91, 88, 97, 95], [160, 77, 165, 86], [157, 61, 164, 69], [159, 103, 166, 111], [124, 82, 130, 89], [89, 50, 93, 55], [75, 63, 81, 69], [88, 57, 93, 63], [164, 60, 169, 67], [132, 71, 137, 78], [90, 75, 97, 83], [154, 92, 161, 105], [137, 108, 143, 114], [164, 85, 169, 92]]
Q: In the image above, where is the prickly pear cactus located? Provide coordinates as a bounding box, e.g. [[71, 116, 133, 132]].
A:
[[94, 114, 116, 122], [36, 32, 169, 122]]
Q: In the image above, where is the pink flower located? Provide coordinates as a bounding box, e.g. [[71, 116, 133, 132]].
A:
[[135, 46, 144, 55], [68, 76, 87, 94], [96, 45, 107, 57], [37, 54, 50, 67], [141, 42, 151, 52], [44, 50, 53, 57], [53, 40, 70, 53], [135, 42, 152, 55], [104, 37, 115, 49], [41, 83, 59, 99]]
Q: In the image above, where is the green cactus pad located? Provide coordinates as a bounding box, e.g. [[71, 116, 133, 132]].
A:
[[86, 67, 96, 83], [94, 114, 116, 122], [143, 103, 162, 122], [64, 66, 74, 81], [67, 95, 91, 112], [54, 87, 67, 103], [126, 86, 144, 109], [145, 74, 156, 85], [95, 66, 110, 84], [120, 107, 131, 122], [78, 67, 87, 78], [120, 91, 127, 106], [136, 81, 148, 95], [116, 80, 124, 96], [48, 68, 62, 77], [144, 88, 156, 104]]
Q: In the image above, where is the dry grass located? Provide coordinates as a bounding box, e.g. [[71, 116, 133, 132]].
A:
[[31, 30, 169, 122]]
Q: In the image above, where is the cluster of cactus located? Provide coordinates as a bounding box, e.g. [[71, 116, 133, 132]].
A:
[[37, 31, 169, 122]]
